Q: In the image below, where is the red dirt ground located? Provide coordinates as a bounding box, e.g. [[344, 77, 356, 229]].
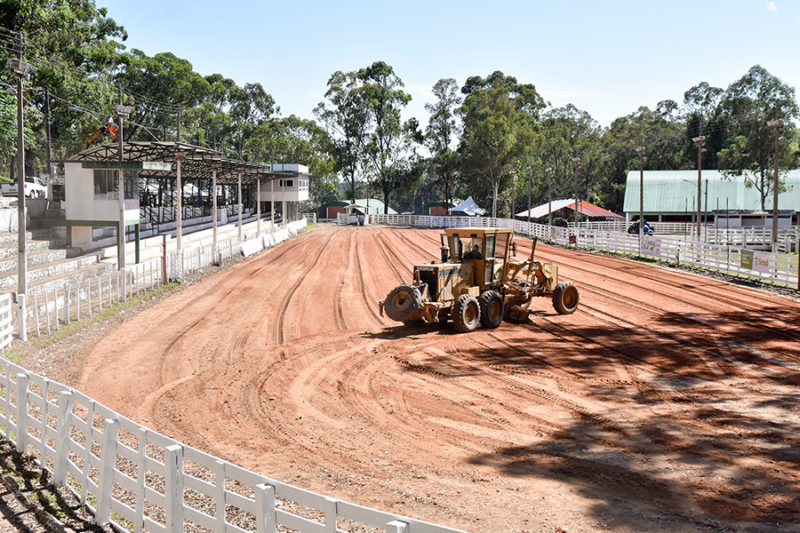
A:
[[73, 225, 800, 532]]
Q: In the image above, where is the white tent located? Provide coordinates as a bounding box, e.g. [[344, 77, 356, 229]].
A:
[[449, 196, 486, 216]]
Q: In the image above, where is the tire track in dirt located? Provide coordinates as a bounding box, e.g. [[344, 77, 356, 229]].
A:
[[274, 230, 337, 345]]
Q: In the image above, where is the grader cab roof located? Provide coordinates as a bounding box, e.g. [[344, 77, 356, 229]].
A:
[[444, 227, 513, 237]]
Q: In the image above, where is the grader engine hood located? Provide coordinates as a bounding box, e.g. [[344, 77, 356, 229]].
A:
[[414, 262, 473, 302]]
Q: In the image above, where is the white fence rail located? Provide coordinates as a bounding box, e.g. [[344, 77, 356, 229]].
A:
[[21, 219, 309, 338], [369, 214, 800, 290], [0, 354, 463, 533]]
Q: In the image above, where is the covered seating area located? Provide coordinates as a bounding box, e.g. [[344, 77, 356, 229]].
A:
[[64, 141, 309, 266]]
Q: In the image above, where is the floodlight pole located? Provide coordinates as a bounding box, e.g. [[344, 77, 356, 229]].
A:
[[526, 164, 532, 224], [636, 141, 646, 255], [768, 118, 784, 252], [572, 156, 580, 246], [115, 92, 131, 271], [545, 167, 553, 226], [510, 169, 516, 221], [692, 127, 706, 240], [8, 46, 36, 341]]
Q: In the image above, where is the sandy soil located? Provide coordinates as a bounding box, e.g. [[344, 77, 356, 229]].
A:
[[70, 225, 800, 532]]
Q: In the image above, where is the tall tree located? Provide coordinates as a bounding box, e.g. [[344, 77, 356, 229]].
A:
[[358, 60, 418, 213], [718, 65, 799, 209], [425, 78, 461, 206], [458, 72, 543, 217], [314, 70, 370, 202]]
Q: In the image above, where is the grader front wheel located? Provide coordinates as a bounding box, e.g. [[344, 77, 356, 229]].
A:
[[452, 294, 481, 332], [552, 282, 580, 314]]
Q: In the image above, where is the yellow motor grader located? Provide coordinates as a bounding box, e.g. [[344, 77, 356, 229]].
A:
[[378, 228, 579, 332]]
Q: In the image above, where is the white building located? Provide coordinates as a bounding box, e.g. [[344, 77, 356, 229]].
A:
[[259, 164, 309, 222]]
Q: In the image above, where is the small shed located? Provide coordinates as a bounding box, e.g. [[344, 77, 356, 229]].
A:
[[319, 201, 349, 220], [421, 201, 452, 216]]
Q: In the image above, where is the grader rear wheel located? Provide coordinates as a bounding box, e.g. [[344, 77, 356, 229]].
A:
[[478, 290, 504, 328], [552, 281, 580, 314], [452, 294, 480, 332]]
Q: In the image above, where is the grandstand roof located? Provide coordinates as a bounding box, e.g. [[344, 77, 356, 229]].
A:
[[622, 170, 800, 214]]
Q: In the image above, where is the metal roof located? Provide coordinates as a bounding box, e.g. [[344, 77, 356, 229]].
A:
[[516, 199, 623, 219], [622, 170, 800, 214], [66, 141, 308, 184]]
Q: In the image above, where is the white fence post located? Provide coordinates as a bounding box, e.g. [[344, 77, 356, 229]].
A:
[[95, 418, 119, 525], [14, 372, 28, 454], [324, 497, 337, 532], [54, 390, 73, 484], [255, 482, 277, 533], [386, 520, 408, 533], [16, 293, 26, 342], [165, 444, 184, 533]]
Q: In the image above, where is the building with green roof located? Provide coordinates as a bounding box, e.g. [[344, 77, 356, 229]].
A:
[[623, 170, 800, 221]]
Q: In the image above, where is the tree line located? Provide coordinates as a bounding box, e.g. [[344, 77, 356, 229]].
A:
[[1, 0, 798, 216]]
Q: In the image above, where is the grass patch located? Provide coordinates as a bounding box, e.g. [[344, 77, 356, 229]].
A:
[[3, 282, 180, 363]]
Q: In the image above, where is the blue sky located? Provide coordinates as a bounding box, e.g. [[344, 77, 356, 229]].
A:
[[99, 0, 800, 128]]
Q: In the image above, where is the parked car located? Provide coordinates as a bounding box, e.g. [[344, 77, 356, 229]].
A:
[[1, 176, 47, 198]]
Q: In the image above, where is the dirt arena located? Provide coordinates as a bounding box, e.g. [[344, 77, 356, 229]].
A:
[[72, 225, 800, 532]]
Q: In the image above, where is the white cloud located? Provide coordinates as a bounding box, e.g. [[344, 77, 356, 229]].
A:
[[766, 1, 778, 12]]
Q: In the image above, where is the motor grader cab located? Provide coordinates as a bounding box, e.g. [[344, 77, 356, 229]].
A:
[[379, 228, 579, 332]]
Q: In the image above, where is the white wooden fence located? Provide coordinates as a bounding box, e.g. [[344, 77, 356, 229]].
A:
[[0, 355, 463, 533], [0, 293, 13, 351], [22, 218, 310, 338], [368, 214, 800, 290]]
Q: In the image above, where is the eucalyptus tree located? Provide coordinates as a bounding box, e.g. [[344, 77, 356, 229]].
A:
[[458, 72, 543, 217], [717, 65, 799, 210], [314, 70, 370, 202], [358, 61, 419, 214], [425, 78, 461, 206]]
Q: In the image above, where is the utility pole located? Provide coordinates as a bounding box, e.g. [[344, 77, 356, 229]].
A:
[[545, 167, 553, 226], [177, 104, 182, 142], [116, 87, 131, 270], [692, 124, 706, 240], [767, 118, 784, 252], [44, 87, 53, 193], [8, 35, 36, 341], [510, 169, 516, 220], [526, 164, 532, 223], [572, 156, 581, 227], [636, 140, 646, 254]]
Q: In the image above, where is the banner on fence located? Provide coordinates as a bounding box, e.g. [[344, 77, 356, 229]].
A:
[[642, 236, 661, 257], [752, 251, 770, 273], [740, 250, 754, 269]]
